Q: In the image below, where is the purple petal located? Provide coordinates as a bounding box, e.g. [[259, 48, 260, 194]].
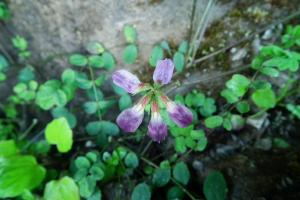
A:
[[148, 113, 168, 143], [112, 70, 141, 94], [153, 59, 174, 85], [116, 105, 144, 132], [167, 102, 193, 127]]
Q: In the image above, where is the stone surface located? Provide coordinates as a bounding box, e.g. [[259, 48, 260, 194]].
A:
[[2, 0, 230, 71]]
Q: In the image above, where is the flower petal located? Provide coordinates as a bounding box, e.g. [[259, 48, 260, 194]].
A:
[[148, 113, 168, 143], [116, 106, 144, 132], [153, 59, 174, 85], [166, 102, 193, 127], [112, 70, 141, 94]]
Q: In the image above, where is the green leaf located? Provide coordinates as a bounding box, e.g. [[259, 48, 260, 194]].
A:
[[173, 52, 185, 72], [45, 117, 73, 153], [61, 69, 76, 84], [236, 101, 250, 114], [119, 94, 132, 110], [113, 84, 127, 95], [18, 66, 35, 82], [75, 156, 91, 169], [190, 130, 207, 151], [263, 57, 298, 71], [51, 107, 77, 128], [124, 152, 139, 168], [178, 41, 188, 54], [35, 80, 67, 110], [0, 72, 6, 81], [0, 54, 8, 71], [102, 52, 115, 70], [0, 155, 46, 198], [160, 40, 171, 54], [12, 36, 28, 51], [89, 165, 104, 181], [205, 116, 223, 129], [94, 74, 106, 87], [69, 54, 88, 67], [221, 89, 239, 104], [44, 176, 80, 200], [123, 44, 138, 64], [272, 137, 290, 149], [78, 176, 96, 198], [87, 189, 102, 200], [286, 104, 300, 119], [226, 74, 250, 97], [124, 25, 137, 43], [200, 98, 217, 117], [149, 45, 164, 67], [131, 183, 151, 200], [88, 55, 103, 68], [203, 171, 228, 200], [0, 140, 19, 157], [170, 125, 194, 137], [167, 186, 184, 200], [75, 72, 92, 90], [152, 166, 171, 187], [173, 161, 190, 185], [175, 137, 187, 154], [86, 121, 119, 136], [85, 41, 105, 54], [251, 88, 276, 109], [260, 67, 279, 77]]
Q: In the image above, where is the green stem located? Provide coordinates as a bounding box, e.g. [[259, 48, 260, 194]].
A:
[[88, 66, 102, 121], [18, 118, 38, 140]]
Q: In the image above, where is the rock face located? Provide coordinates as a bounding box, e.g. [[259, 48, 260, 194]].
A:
[[1, 0, 229, 70]]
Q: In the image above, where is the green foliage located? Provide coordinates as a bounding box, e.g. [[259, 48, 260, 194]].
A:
[[170, 125, 207, 153], [173, 52, 185, 72], [119, 94, 132, 110], [0, 140, 19, 157], [173, 161, 190, 185], [167, 186, 184, 200], [203, 170, 228, 200], [44, 176, 80, 200], [286, 104, 300, 119], [51, 107, 77, 128], [12, 36, 31, 59], [221, 74, 250, 104], [86, 41, 105, 54], [0, 155, 46, 198], [131, 183, 151, 200], [149, 45, 164, 67], [152, 161, 171, 187], [124, 25, 137, 44], [0, 2, 10, 20], [102, 52, 116, 70], [123, 44, 138, 64], [205, 115, 223, 129], [124, 152, 139, 168], [45, 117, 73, 153], [18, 66, 35, 82], [251, 88, 276, 109], [35, 80, 68, 110], [0, 54, 8, 72], [69, 54, 88, 67]]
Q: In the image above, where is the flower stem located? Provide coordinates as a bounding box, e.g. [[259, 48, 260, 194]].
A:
[[88, 66, 102, 121]]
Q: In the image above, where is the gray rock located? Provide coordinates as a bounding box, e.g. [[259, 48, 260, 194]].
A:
[[2, 0, 230, 72]]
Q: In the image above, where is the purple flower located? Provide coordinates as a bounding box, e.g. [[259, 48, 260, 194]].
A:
[[162, 96, 193, 127], [116, 96, 148, 132], [147, 102, 168, 143], [112, 70, 142, 94], [153, 59, 174, 85]]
